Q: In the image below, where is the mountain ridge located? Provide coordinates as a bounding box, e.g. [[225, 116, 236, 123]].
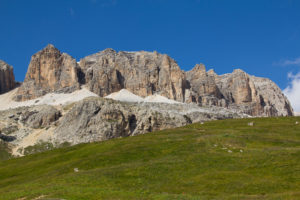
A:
[[0, 44, 294, 117]]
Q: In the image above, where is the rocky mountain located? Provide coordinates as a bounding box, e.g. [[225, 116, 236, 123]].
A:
[[12, 45, 295, 116], [0, 44, 295, 157], [10, 44, 293, 117], [0, 60, 16, 94], [14, 44, 83, 101]]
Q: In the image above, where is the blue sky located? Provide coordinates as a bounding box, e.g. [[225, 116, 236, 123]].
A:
[[1, 0, 300, 110]]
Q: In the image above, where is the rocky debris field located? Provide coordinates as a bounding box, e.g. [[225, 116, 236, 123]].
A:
[[0, 96, 249, 157]]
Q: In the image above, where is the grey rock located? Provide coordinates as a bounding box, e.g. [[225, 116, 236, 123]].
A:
[[0, 95, 249, 156], [20, 105, 61, 129], [0, 133, 16, 142], [0, 125, 18, 135], [53, 97, 248, 145]]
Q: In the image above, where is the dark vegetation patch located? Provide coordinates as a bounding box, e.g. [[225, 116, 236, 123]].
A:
[[0, 141, 12, 160]]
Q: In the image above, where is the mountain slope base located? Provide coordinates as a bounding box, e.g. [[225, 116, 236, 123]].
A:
[[0, 117, 299, 200]]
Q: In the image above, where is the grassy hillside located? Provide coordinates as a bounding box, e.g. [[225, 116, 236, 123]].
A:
[[0, 117, 299, 200], [0, 141, 12, 161]]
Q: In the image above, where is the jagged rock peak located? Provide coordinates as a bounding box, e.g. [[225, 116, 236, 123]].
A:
[[185, 63, 222, 105], [0, 60, 12, 70], [35, 44, 60, 55], [0, 60, 16, 94], [233, 68, 246, 74], [190, 63, 206, 72], [186, 64, 207, 80], [99, 48, 117, 55], [207, 69, 216, 76], [14, 45, 82, 101], [45, 43, 55, 49], [85, 48, 168, 60]]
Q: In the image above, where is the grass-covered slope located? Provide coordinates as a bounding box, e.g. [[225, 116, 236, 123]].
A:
[[0, 117, 299, 200]]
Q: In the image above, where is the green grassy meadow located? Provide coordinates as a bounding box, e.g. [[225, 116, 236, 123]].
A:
[[0, 117, 299, 200]]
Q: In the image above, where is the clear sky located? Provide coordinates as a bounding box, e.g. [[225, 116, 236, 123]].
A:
[[1, 0, 300, 111]]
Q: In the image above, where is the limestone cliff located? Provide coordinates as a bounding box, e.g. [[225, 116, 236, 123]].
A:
[[250, 75, 293, 116], [14, 44, 82, 101], [79, 49, 186, 101], [185, 64, 224, 106], [215, 69, 293, 116], [0, 60, 16, 94], [11, 45, 293, 117], [185, 66, 293, 116]]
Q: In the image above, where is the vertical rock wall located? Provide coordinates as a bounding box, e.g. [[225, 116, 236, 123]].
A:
[[0, 60, 16, 94]]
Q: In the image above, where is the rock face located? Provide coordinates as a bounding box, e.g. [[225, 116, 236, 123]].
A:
[[11, 45, 293, 116], [215, 69, 293, 116], [215, 69, 262, 116], [14, 44, 82, 101], [186, 66, 293, 116], [79, 49, 186, 101], [54, 97, 189, 145], [250, 76, 293, 116], [53, 97, 247, 145], [0, 60, 16, 94], [20, 105, 61, 129], [185, 64, 224, 106]]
